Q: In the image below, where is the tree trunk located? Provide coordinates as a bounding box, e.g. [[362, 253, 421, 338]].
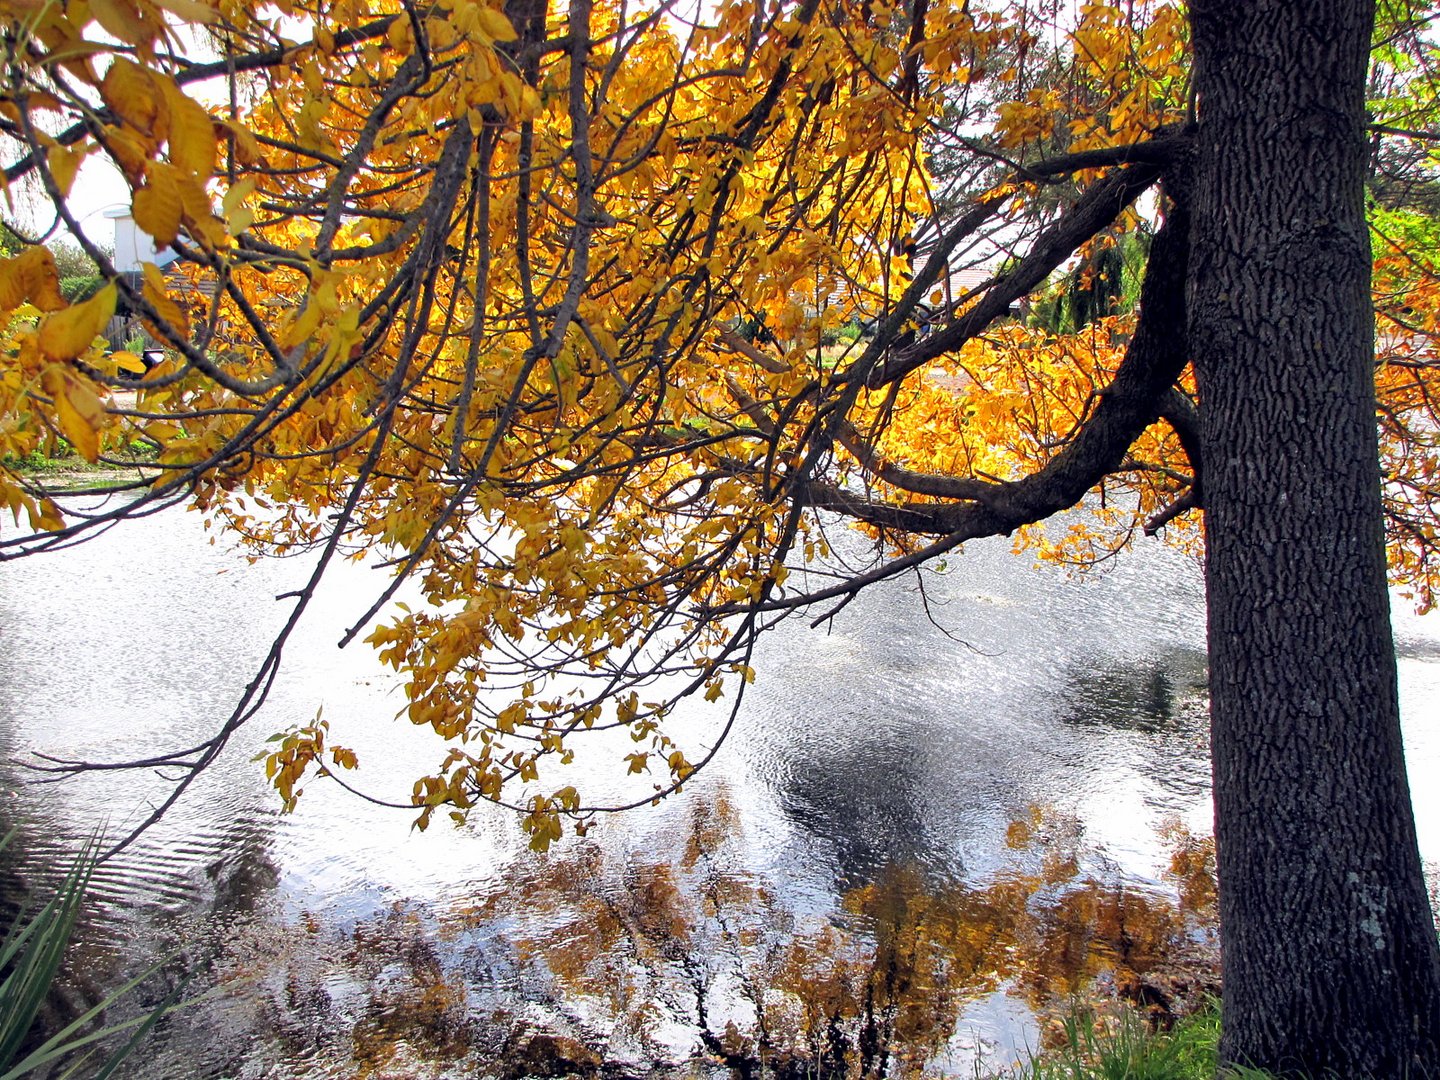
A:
[[1188, 1, 1440, 1074]]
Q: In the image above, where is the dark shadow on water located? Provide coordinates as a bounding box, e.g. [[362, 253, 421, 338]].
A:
[[767, 720, 952, 890]]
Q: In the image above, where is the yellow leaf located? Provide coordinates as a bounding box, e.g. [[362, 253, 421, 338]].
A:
[[154, 0, 220, 23], [222, 177, 257, 234], [219, 119, 264, 166], [102, 124, 152, 182], [112, 350, 148, 374], [386, 15, 411, 51], [38, 284, 116, 362], [35, 496, 65, 532], [42, 366, 106, 462], [101, 58, 164, 137], [159, 79, 216, 180], [0, 258, 22, 311], [176, 173, 226, 249], [47, 143, 88, 197], [92, 0, 165, 48], [0, 247, 65, 312], [301, 58, 324, 95], [141, 261, 189, 336], [474, 5, 518, 41], [30, 18, 102, 84], [30, 83, 71, 107], [25, 248, 66, 312], [132, 165, 182, 247]]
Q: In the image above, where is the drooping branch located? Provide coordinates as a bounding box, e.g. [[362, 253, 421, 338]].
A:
[[762, 167, 1194, 610], [0, 0, 1222, 845]]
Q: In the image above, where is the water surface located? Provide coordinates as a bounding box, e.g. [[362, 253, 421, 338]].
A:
[[0, 502, 1435, 1077]]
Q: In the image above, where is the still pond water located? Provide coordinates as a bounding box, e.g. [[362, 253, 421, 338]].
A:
[[0, 503, 1437, 1078]]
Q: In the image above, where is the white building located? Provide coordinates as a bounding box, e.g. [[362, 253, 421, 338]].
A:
[[104, 209, 176, 273]]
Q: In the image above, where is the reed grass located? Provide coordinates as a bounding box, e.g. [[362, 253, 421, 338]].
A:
[[0, 829, 184, 1079], [993, 1002, 1277, 1080]]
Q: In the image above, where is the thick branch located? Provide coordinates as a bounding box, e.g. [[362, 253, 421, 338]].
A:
[[718, 327, 789, 374], [1144, 386, 1205, 534], [835, 421, 1001, 504], [863, 158, 1171, 389]]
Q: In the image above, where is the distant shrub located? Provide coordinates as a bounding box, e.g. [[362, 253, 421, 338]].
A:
[[60, 275, 105, 303]]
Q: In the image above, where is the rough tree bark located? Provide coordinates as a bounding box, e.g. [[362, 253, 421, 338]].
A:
[[1188, 0, 1440, 1074]]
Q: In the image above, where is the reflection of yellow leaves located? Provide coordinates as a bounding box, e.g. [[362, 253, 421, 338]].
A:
[[1159, 821, 1218, 918], [1005, 803, 1052, 850], [318, 791, 1219, 1075]]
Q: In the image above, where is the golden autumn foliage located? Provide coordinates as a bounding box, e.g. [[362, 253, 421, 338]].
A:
[[1, 0, 1438, 848]]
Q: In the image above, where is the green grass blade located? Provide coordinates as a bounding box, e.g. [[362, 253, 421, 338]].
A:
[[0, 962, 185, 1080], [0, 828, 190, 1079], [0, 837, 96, 1068]]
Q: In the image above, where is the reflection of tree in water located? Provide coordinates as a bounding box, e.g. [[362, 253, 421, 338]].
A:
[[1059, 649, 1208, 735], [1057, 650, 1211, 806], [198, 821, 281, 918], [195, 789, 1219, 1079]]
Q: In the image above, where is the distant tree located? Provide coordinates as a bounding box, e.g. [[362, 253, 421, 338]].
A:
[[1026, 228, 1151, 334], [44, 240, 103, 281], [58, 274, 104, 303]]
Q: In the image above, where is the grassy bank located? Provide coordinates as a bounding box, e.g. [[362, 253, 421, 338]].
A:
[[994, 1003, 1278, 1080], [3, 445, 159, 492]]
